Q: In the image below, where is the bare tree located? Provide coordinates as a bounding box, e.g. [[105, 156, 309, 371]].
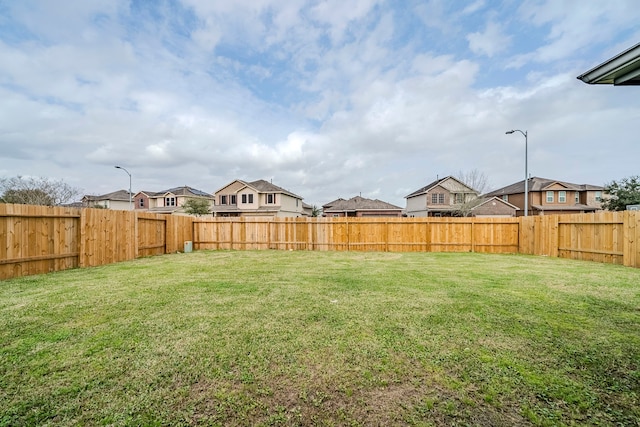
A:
[[0, 176, 82, 206], [456, 169, 490, 195], [451, 169, 491, 217]]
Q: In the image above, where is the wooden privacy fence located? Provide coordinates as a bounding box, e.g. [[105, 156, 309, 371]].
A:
[[0, 204, 193, 280], [1, 203, 639, 280], [193, 217, 521, 253]]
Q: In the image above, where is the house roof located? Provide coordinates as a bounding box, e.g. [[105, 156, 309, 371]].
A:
[[323, 196, 402, 212], [530, 204, 599, 212], [83, 189, 132, 202], [471, 196, 519, 211], [577, 43, 640, 85], [244, 179, 302, 199], [405, 176, 478, 198], [137, 186, 213, 198], [484, 177, 604, 197], [215, 179, 303, 199]]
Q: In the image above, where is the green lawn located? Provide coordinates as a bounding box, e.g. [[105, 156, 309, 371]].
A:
[[1, 251, 639, 426]]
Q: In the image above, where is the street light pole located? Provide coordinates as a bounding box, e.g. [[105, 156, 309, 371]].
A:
[[114, 166, 132, 210], [506, 130, 528, 217]]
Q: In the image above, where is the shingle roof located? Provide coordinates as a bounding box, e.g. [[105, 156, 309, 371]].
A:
[[146, 186, 214, 198], [323, 196, 402, 212], [244, 179, 302, 199], [484, 177, 604, 197], [405, 176, 478, 198], [83, 189, 132, 202]]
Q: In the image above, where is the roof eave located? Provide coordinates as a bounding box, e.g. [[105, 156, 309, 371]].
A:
[[577, 43, 640, 85]]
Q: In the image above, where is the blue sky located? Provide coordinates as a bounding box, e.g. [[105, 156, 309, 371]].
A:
[[0, 0, 638, 207]]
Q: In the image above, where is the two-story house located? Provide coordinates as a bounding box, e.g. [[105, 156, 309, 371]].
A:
[[483, 177, 604, 216], [405, 176, 480, 217], [322, 196, 403, 217], [212, 179, 305, 217], [134, 186, 215, 215]]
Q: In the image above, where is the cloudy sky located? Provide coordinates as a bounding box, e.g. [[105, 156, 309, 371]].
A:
[[1, 0, 638, 207]]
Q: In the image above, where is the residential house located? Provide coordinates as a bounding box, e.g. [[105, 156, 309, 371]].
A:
[[405, 176, 480, 217], [212, 179, 305, 217], [322, 196, 403, 217], [302, 202, 314, 217], [483, 177, 604, 216], [82, 190, 133, 210], [134, 186, 215, 215]]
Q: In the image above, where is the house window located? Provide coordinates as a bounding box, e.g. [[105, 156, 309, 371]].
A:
[[455, 193, 464, 204], [431, 193, 445, 204], [267, 194, 275, 204], [439, 194, 445, 204], [502, 195, 508, 202], [230, 195, 237, 205], [559, 191, 566, 203], [248, 194, 253, 203], [546, 191, 554, 203], [575, 192, 580, 204], [220, 195, 227, 205], [431, 193, 438, 204], [595, 191, 602, 202], [139, 198, 144, 208], [242, 194, 247, 203], [165, 197, 176, 207]]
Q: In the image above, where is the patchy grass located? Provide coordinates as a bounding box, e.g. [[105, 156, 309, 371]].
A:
[[1, 251, 639, 426]]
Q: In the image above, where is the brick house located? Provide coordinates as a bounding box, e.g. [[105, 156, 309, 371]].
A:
[[483, 177, 604, 216]]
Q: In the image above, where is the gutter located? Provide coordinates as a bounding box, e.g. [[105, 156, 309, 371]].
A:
[[577, 42, 640, 85]]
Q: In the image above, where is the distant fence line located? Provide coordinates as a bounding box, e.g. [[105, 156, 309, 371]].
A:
[[1, 203, 639, 280]]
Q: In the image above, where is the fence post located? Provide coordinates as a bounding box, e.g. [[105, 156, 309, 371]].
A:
[[624, 211, 639, 267], [79, 208, 88, 268], [550, 215, 559, 258]]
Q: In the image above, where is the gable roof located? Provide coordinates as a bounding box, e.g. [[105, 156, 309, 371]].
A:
[[577, 42, 640, 86], [484, 177, 604, 197], [471, 196, 519, 211], [322, 198, 346, 209], [83, 189, 132, 202], [246, 179, 302, 198], [405, 176, 478, 198], [323, 196, 402, 212], [138, 186, 213, 198], [215, 179, 303, 199]]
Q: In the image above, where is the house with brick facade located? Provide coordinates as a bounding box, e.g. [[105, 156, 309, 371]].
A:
[[483, 177, 604, 216]]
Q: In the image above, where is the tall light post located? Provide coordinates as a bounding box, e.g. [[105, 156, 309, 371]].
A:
[[114, 166, 132, 210], [506, 129, 528, 216]]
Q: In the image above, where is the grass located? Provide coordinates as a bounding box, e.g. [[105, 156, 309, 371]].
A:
[[1, 250, 639, 426]]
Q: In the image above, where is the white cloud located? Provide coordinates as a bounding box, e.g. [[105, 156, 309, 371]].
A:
[[467, 21, 511, 57]]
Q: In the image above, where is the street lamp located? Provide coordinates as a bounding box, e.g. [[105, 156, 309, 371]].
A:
[[114, 166, 132, 210], [506, 129, 528, 217]]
